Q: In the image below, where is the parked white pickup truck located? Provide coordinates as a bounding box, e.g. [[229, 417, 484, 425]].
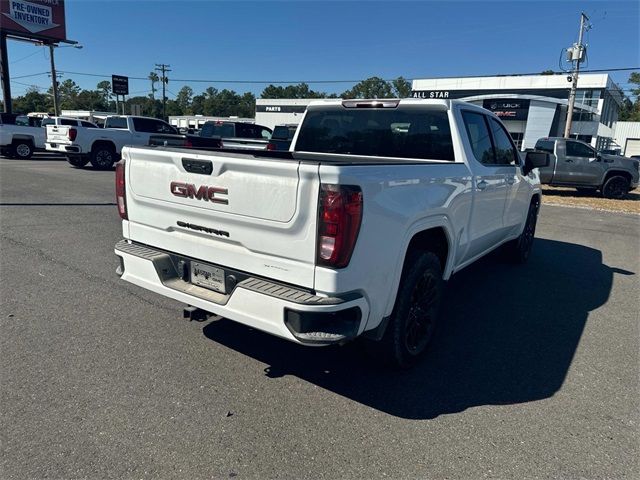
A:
[[0, 113, 46, 159], [45, 115, 178, 169], [114, 99, 549, 367], [41, 116, 98, 129]]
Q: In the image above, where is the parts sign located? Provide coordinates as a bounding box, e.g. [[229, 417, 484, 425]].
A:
[[0, 0, 67, 42]]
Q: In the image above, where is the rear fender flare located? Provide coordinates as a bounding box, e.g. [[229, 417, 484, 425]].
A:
[[91, 140, 117, 153], [382, 216, 455, 319]]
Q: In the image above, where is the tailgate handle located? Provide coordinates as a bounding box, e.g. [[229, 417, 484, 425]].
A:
[[182, 158, 213, 175]]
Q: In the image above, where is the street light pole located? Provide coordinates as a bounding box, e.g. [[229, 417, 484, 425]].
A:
[[49, 44, 59, 116]]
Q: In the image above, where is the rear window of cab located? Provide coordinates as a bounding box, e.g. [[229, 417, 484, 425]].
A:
[[296, 108, 454, 161]]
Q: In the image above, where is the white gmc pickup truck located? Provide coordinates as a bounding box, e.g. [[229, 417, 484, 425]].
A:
[[0, 113, 46, 159], [114, 99, 549, 367], [45, 115, 177, 169]]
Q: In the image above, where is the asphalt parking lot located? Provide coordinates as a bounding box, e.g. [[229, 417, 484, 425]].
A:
[[1, 153, 639, 479]]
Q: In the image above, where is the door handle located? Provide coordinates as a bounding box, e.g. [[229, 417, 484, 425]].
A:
[[477, 180, 488, 190]]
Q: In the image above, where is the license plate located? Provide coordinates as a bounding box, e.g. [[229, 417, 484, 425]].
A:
[[190, 262, 226, 294], [50, 143, 57, 148]]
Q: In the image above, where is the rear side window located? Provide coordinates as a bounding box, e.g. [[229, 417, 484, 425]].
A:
[[566, 141, 596, 158], [535, 140, 555, 154], [60, 119, 77, 126], [272, 126, 296, 140], [296, 108, 455, 161], [235, 123, 253, 138], [106, 117, 127, 129], [81, 121, 96, 128], [0, 114, 18, 125], [272, 126, 290, 140], [132, 118, 174, 133], [462, 111, 494, 165], [201, 122, 235, 138]]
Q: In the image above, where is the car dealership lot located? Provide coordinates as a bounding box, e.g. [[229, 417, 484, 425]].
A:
[[1, 155, 638, 479]]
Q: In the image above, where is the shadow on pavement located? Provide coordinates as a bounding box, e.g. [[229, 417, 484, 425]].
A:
[[202, 239, 632, 419], [0, 154, 67, 161]]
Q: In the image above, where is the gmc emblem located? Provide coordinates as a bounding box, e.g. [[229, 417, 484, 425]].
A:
[[170, 182, 229, 205]]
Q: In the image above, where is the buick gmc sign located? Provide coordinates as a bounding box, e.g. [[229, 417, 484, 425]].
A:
[[483, 99, 530, 120]]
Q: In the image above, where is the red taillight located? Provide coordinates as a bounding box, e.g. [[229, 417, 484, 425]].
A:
[[68, 128, 77, 141], [317, 184, 363, 268], [184, 138, 193, 148], [266, 142, 275, 151], [115, 160, 127, 220]]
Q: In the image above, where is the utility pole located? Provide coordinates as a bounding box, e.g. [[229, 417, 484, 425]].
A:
[[155, 63, 171, 120], [564, 12, 590, 139], [0, 32, 12, 113], [49, 44, 60, 116]]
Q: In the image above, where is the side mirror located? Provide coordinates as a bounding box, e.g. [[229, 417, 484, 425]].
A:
[[523, 151, 550, 175]]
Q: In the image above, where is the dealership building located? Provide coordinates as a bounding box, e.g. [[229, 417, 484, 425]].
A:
[[254, 99, 337, 130], [164, 74, 628, 153], [411, 73, 624, 150]]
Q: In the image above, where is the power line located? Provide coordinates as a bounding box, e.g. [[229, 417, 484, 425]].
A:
[[56, 70, 149, 80], [11, 71, 49, 79], [53, 66, 639, 85], [9, 50, 43, 65]]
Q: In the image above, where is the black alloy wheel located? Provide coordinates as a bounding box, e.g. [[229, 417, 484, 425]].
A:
[[602, 176, 630, 200], [405, 269, 439, 355], [90, 147, 115, 170]]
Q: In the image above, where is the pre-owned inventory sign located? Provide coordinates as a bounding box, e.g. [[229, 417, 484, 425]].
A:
[[0, 0, 67, 42]]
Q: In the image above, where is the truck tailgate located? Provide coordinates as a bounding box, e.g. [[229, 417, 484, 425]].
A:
[[46, 125, 71, 145], [123, 146, 320, 288]]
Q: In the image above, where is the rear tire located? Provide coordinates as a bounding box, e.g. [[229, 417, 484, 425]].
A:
[[601, 175, 630, 199], [12, 140, 33, 159], [504, 199, 539, 264], [67, 156, 89, 168], [90, 145, 116, 170], [369, 251, 444, 369]]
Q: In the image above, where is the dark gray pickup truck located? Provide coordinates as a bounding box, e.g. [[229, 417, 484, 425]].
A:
[[535, 137, 639, 199]]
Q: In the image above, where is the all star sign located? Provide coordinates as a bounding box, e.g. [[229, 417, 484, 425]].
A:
[[0, 0, 67, 43]]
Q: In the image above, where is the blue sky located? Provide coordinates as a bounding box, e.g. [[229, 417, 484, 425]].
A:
[[6, 0, 640, 99]]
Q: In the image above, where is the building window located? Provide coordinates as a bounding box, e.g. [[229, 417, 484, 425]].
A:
[[575, 89, 601, 108], [572, 135, 593, 145], [572, 111, 594, 122], [509, 131, 524, 149]]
